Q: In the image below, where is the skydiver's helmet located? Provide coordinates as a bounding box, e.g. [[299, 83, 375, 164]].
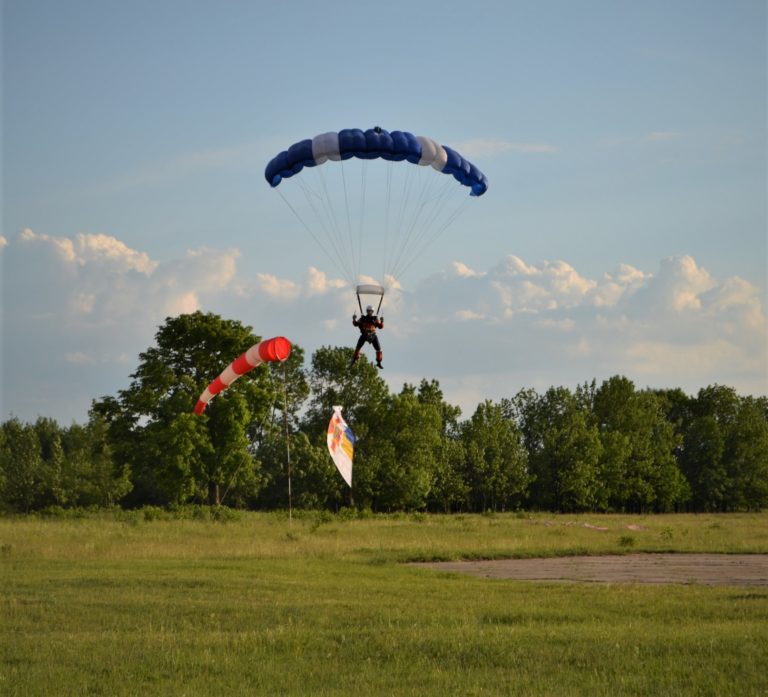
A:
[[366, 305, 374, 315]]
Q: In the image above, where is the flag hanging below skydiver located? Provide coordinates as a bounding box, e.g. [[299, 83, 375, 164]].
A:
[[326, 406, 355, 487]]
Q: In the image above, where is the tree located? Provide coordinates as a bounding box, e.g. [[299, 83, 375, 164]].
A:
[[256, 431, 340, 510], [680, 415, 726, 511], [593, 377, 687, 512], [33, 417, 67, 506], [722, 397, 768, 510], [461, 401, 529, 511], [303, 346, 389, 439], [93, 312, 287, 506], [367, 386, 443, 511], [427, 437, 467, 512], [545, 407, 602, 513], [253, 345, 317, 509], [0, 418, 44, 512], [683, 386, 768, 511], [61, 415, 132, 507], [512, 387, 601, 512]]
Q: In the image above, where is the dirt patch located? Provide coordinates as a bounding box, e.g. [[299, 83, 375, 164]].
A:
[[413, 554, 768, 586]]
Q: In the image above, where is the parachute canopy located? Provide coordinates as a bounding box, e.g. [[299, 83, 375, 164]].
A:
[[193, 336, 291, 415], [265, 127, 488, 197], [326, 406, 355, 487], [264, 127, 489, 290]]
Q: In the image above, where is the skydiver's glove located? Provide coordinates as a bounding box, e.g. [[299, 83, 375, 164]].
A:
[[353, 314, 357, 321]]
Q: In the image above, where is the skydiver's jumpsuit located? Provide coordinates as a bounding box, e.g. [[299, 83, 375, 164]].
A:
[[352, 313, 384, 367]]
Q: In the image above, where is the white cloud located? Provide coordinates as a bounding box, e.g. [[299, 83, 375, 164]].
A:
[[451, 261, 484, 278], [455, 309, 484, 321], [2, 229, 245, 422], [2, 230, 765, 423], [645, 131, 684, 142], [400, 253, 766, 412], [535, 318, 576, 331], [304, 266, 347, 296], [601, 131, 686, 147], [456, 138, 559, 158], [255, 273, 300, 300], [64, 351, 96, 365], [253, 266, 347, 301]]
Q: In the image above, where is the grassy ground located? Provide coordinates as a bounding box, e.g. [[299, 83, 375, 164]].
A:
[[2, 511, 767, 696]]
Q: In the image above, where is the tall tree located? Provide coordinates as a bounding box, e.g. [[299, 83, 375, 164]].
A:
[[0, 418, 44, 512], [723, 397, 768, 510], [594, 377, 687, 512], [61, 415, 132, 507], [303, 346, 389, 439], [461, 401, 529, 512], [93, 312, 287, 506], [34, 417, 67, 506], [367, 386, 443, 511], [513, 387, 602, 512], [415, 380, 467, 512]]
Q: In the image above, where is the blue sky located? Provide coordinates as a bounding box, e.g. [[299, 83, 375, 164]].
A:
[[2, 0, 766, 423]]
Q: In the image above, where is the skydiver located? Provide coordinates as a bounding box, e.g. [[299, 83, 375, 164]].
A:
[[350, 305, 384, 369]]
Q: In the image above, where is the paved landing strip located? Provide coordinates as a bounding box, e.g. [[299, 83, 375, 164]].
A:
[[412, 554, 768, 586]]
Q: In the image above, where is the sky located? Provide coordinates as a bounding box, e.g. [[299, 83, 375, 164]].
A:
[[2, 0, 766, 424]]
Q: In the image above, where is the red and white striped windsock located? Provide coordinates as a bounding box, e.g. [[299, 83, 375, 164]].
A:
[[193, 336, 292, 415]]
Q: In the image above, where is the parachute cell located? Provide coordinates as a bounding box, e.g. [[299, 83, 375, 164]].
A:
[[193, 336, 291, 415]]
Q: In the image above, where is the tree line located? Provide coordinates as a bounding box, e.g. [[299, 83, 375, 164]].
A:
[[2, 312, 766, 514]]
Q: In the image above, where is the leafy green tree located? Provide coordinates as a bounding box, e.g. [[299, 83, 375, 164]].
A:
[[513, 387, 601, 512], [505, 389, 546, 505], [93, 312, 287, 506], [684, 386, 768, 511], [414, 379, 467, 512], [255, 431, 340, 510], [427, 437, 467, 512], [303, 346, 389, 439], [366, 386, 442, 511], [0, 418, 44, 511], [546, 410, 602, 513], [595, 430, 632, 511], [258, 345, 310, 442], [679, 415, 726, 511], [594, 377, 687, 512], [59, 415, 132, 507], [290, 433, 345, 509], [301, 346, 389, 508], [33, 417, 67, 506], [694, 385, 741, 426], [253, 345, 315, 509], [0, 428, 5, 504], [722, 397, 768, 510], [461, 400, 529, 511]]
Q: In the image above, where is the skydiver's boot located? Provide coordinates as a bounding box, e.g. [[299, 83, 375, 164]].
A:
[[376, 351, 383, 369], [349, 351, 360, 368]]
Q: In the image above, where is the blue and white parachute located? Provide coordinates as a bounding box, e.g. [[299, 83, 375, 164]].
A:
[[264, 127, 488, 291], [265, 127, 488, 197]]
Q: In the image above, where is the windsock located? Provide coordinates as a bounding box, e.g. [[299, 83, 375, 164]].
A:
[[193, 336, 291, 415]]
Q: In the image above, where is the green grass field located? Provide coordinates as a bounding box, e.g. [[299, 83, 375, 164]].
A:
[[2, 511, 767, 696]]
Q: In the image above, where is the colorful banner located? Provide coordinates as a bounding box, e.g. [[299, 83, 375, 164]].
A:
[[326, 406, 355, 487]]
